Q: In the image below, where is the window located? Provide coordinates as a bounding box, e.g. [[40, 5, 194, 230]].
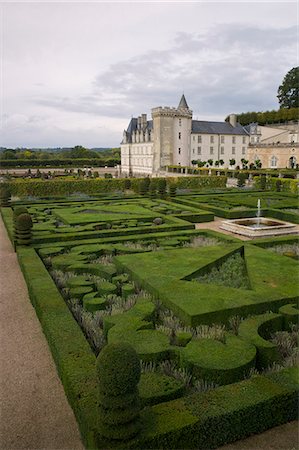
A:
[[178, 132, 181, 140], [178, 148, 181, 155], [220, 146, 224, 155], [193, 149, 195, 154], [193, 136, 195, 142], [242, 136, 246, 144], [232, 147, 236, 155], [197, 147, 201, 155], [270, 155, 278, 167], [250, 137, 255, 143], [179, 119, 182, 126], [256, 136, 260, 143], [242, 147, 246, 155], [232, 136, 236, 144], [210, 136, 214, 143], [210, 147, 214, 155], [198, 135, 202, 143], [221, 136, 225, 143]]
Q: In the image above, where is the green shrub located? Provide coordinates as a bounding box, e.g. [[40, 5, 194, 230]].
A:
[[98, 281, 117, 296], [122, 283, 135, 298], [96, 343, 141, 440], [138, 368, 298, 449], [237, 172, 246, 188], [278, 303, 299, 328], [169, 184, 177, 197], [83, 293, 108, 312], [0, 185, 11, 207], [238, 313, 283, 369], [14, 213, 33, 245], [16, 213, 33, 231], [69, 285, 94, 299], [13, 206, 28, 223], [139, 372, 185, 406], [158, 179, 167, 199], [260, 174, 267, 190], [180, 335, 256, 385], [66, 276, 94, 288]]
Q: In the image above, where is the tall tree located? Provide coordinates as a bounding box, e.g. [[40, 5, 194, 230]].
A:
[[277, 67, 299, 108]]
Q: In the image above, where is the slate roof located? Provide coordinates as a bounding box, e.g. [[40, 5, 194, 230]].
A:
[[126, 118, 153, 134], [192, 120, 248, 135], [178, 94, 189, 109]]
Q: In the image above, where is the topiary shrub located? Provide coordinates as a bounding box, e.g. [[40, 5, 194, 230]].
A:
[[149, 183, 156, 199], [14, 213, 33, 245], [0, 185, 11, 207], [237, 173, 246, 188], [169, 183, 177, 197], [96, 343, 141, 441], [13, 206, 28, 225], [158, 178, 167, 198], [276, 179, 282, 192], [124, 178, 131, 190], [260, 174, 267, 190]]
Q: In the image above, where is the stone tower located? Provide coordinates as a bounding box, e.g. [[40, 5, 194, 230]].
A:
[[151, 95, 192, 172]]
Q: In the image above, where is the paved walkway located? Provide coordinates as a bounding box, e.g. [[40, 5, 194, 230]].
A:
[[0, 216, 84, 450]]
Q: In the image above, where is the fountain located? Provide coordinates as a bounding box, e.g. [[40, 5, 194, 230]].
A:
[[220, 199, 298, 238], [256, 198, 261, 227]]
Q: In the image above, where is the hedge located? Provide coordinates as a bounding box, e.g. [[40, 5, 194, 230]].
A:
[[238, 313, 283, 369], [254, 176, 299, 194], [115, 244, 298, 327], [139, 372, 185, 407], [180, 335, 256, 385], [0, 158, 119, 168], [16, 247, 99, 449], [1, 176, 227, 198], [137, 368, 298, 449]]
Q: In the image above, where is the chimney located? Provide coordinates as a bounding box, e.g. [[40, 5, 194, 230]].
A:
[[229, 114, 237, 127], [137, 116, 142, 130], [141, 113, 147, 128]]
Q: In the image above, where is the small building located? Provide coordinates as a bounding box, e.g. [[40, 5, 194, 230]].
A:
[[247, 123, 299, 168]]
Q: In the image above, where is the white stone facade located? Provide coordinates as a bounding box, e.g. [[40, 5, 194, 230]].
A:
[[120, 96, 297, 174]]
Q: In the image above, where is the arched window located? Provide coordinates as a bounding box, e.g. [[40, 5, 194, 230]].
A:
[[270, 155, 278, 168]]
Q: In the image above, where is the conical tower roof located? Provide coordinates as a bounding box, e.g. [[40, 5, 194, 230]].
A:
[[178, 94, 189, 109]]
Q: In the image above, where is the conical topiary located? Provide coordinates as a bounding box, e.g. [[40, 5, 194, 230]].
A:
[[13, 206, 28, 224], [15, 213, 33, 245], [96, 343, 141, 441], [0, 186, 11, 207]]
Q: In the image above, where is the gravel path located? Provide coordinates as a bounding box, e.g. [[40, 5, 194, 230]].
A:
[[0, 216, 84, 450]]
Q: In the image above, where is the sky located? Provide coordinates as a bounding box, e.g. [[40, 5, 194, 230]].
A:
[[0, 0, 298, 148]]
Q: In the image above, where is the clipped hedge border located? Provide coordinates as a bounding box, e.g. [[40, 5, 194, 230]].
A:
[[137, 368, 298, 450], [2, 176, 227, 197], [16, 247, 98, 449], [254, 176, 299, 194]]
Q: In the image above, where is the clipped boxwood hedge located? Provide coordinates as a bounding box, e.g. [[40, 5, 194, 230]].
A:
[[139, 372, 185, 407], [137, 368, 298, 449], [238, 313, 283, 369]]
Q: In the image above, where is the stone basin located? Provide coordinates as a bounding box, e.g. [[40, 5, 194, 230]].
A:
[[220, 217, 298, 238]]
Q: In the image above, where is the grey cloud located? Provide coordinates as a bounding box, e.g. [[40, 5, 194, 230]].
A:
[[34, 24, 296, 123]]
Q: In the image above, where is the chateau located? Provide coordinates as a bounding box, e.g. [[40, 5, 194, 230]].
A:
[[120, 95, 298, 175]]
